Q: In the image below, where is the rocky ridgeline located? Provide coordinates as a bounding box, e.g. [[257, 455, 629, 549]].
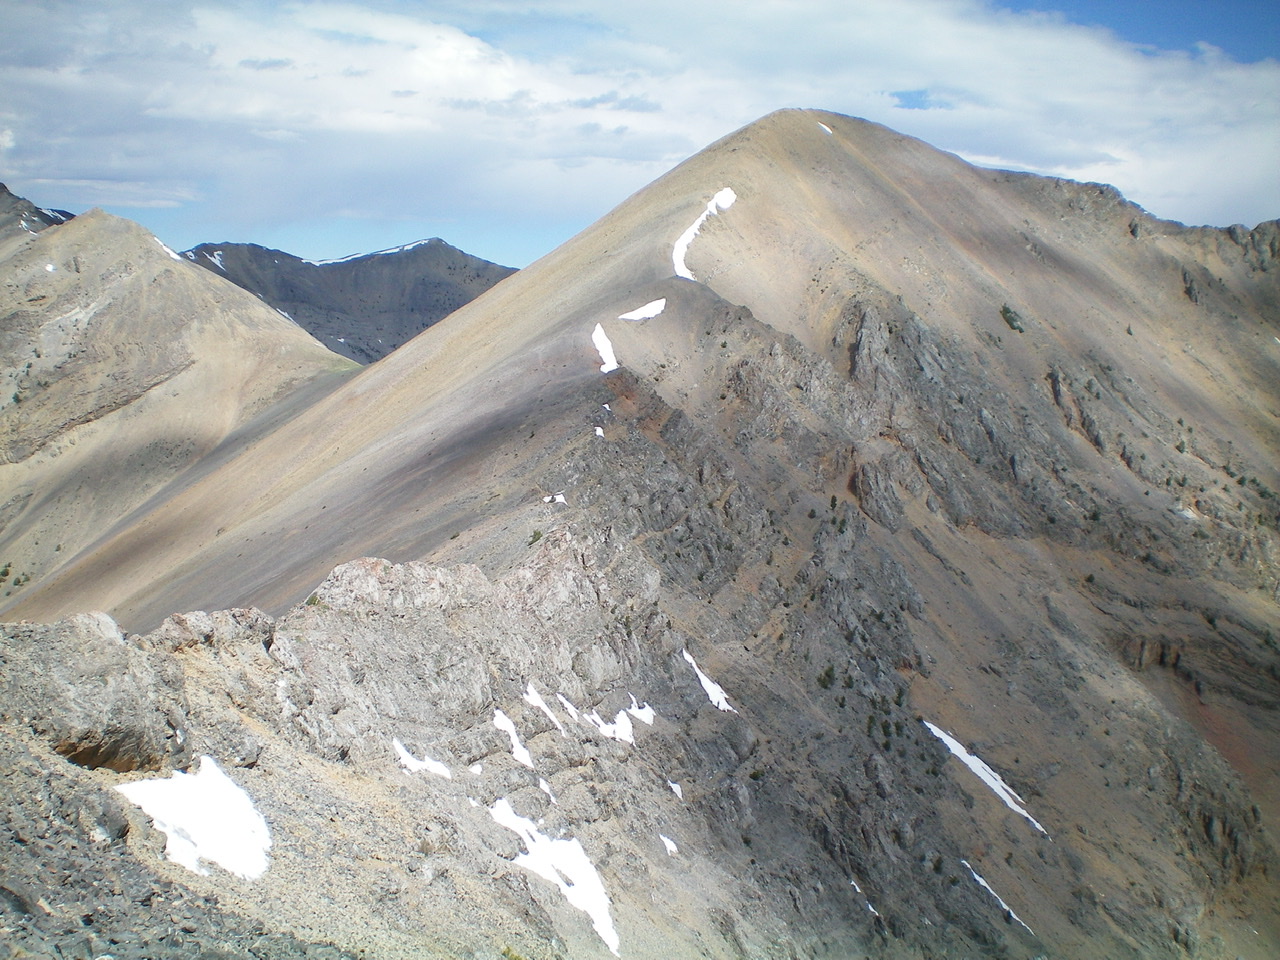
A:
[[4, 389, 1272, 959]]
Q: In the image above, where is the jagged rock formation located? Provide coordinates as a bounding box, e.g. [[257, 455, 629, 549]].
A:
[[2, 110, 1279, 959], [183, 239, 516, 363]]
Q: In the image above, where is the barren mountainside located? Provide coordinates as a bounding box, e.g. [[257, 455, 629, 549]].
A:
[[183, 239, 516, 363], [2, 110, 1279, 960]]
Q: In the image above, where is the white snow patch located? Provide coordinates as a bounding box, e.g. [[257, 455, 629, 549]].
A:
[[303, 237, 440, 266], [44, 263, 55, 272], [592, 323, 619, 373], [556, 694, 581, 722], [336, 337, 345, 343], [542, 492, 567, 504], [493, 709, 534, 769], [681, 649, 738, 713], [539, 778, 558, 803], [204, 250, 226, 271], [849, 878, 881, 917], [584, 708, 634, 744], [672, 187, 737, 281], [523, 683, 566, 734], [1177, 507, 1198, 520], [469, 763, 483, 775], [961, 859, 1035, 935], [275, 308, 294, 322], [155, 238, 183, 261], [667, 780, 683, 800], [626, 693, 656, 725], [818, 122, 833, 135], [392, 738, 451, 779], [490, 798, 620, 954], [595, 426, 605, 438], [114, 756, 271, 880], [602, 403, 611, 411], [38, 207, 70, 223], [618, 298, 666, 321], [660, 834, 678, 856], [923, 722, 1048, 835]]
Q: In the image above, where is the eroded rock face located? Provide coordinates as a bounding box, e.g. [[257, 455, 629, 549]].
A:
[[2, 517, 1274, 959], [0, 612, 188, 772]]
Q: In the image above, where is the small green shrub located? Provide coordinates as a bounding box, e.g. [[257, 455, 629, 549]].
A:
[[1000, 304, 1025, 332]]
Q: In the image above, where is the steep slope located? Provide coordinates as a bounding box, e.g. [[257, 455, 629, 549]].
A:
[[0, 208, 359, 609], [0, 182, 72, 259], [183, 238, 516, 363], [3, 111, 1279, 960]]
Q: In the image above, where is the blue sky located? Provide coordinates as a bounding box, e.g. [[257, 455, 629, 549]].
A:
[[1, 1, 1276, 267]]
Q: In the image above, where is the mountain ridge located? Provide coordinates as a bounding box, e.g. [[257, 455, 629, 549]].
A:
[[1, 108, 1278, 960]]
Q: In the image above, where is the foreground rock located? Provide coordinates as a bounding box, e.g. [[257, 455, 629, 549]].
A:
[[3, 523, 1275, 958]]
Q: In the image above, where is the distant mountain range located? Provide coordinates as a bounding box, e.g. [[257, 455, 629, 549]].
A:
[[1, 111, 1278, 960], [183, 239, 515, 363]]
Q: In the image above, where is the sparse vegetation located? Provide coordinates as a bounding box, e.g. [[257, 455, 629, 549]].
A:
[[528, 529, 542, 546], [1000, 304, 1025, 332]]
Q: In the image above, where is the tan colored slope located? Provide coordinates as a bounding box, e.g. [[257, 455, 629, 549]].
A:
[[0, 211, 357, 610], [7, 110, 1278, 637]]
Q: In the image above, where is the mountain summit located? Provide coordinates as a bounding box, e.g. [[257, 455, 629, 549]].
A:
[[2, 110, 1278, 959]]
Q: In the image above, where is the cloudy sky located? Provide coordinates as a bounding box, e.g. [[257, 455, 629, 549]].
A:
[[2, 1, 1277, 267]]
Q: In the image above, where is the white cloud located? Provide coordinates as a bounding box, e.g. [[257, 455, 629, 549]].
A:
[[0, 0, 1275, 265]]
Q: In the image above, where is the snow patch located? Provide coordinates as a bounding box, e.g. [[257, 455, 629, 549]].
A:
[[556, 694, 581, 722], [539, 778, 557, 803], [490, 798, 619, 954], [204, 250, 226, 271], [585, 708, 634, 744], [660, 834, 678, 856], [469, 763, 483, 775], [962, 859, 1035, 935], [595, 426, 605, 438], [667, 779, 683, 800], [681, 649, 738, 713], [523, 683, 566, 734], [303, 237, 441, 266], [627, 693, 656, 725], [114, 756, 271, 880], [923, 721, 1048, 835], [155, 238, 183, 261], [592, 323, 619, 373], [818, 122, 833, 135], [392, 738, 451, 779], [849, 877, 881, 917], [542, 492, 567, 504], [618, 298, 666, 321], [44, 263, 55, 272], [672, 187, 737, 281], [493, 709, 534, 768]]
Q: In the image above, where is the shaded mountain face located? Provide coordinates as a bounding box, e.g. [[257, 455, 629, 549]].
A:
[[0, 182, 73, 258], [2, 110, 1280, 960], [183, 238, 516, 363]]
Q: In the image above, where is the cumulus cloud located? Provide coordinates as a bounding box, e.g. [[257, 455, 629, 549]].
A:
[[0, 0, 1275, 265]]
